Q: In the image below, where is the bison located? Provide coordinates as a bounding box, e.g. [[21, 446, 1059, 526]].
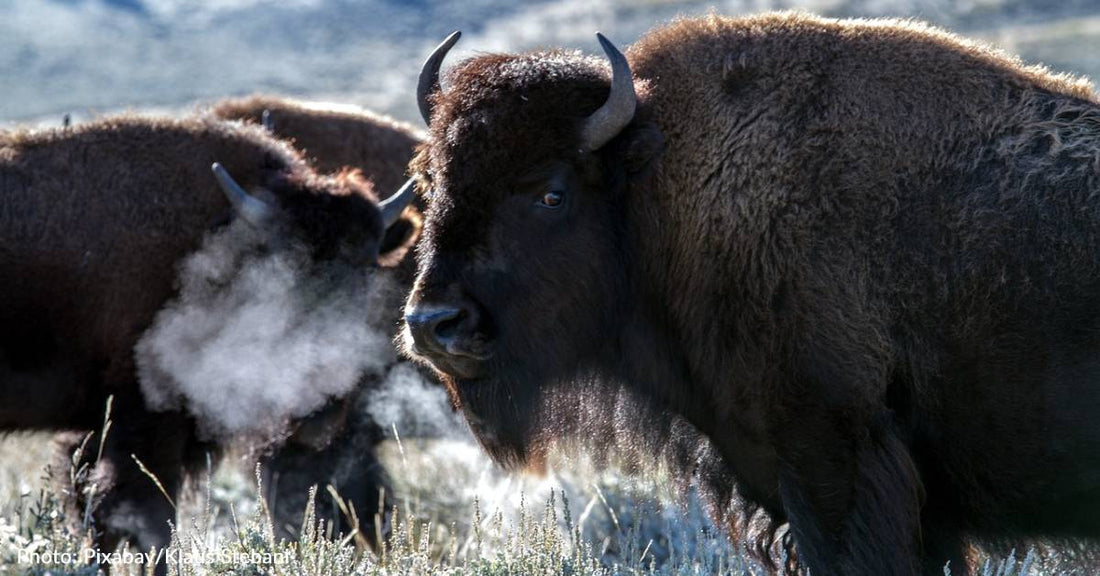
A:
[[399, 13, 1100, 576], [0, 115, 416, 556], [203, 96, 429, 543]]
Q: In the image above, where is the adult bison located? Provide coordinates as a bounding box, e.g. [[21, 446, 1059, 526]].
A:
[[204, 96, 427, 543], [399, 14, 1100, 576], [0, 115, 415, 556]]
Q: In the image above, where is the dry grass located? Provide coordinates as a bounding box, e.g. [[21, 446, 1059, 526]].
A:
[[0, 426, 1065, 576]]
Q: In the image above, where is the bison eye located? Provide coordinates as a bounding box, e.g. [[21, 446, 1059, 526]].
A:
[[538, 190, 564, 209]]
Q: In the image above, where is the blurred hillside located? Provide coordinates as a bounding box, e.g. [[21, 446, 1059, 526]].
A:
[[2, 0, 1100, 126]]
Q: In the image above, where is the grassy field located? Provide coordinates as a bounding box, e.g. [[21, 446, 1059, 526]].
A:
[[0, 423, 1069, 575], [0, 424, 761, 575]]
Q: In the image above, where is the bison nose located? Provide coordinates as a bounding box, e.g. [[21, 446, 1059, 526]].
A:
[[405, 303, 491, 362], [406, 306, 461, 349]]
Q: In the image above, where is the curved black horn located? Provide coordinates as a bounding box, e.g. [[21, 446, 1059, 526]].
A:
[[417, 31, 461, 126], [579, 33, 636, 151], [211, 162, 274, 227], [379, 177, 416, 228]]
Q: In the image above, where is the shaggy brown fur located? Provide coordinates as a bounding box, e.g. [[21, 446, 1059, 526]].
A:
[[0, 115, 415, 557], [402, 12, 1100, 576], [208, 96, 421, 194]]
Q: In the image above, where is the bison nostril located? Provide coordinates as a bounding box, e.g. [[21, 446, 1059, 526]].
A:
[[433, 309, 467, 341], [405, 303, 490, 363], [406, 306, 464, 350]]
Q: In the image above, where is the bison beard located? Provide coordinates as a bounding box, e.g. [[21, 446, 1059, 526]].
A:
[[446, 375, 634, 472], [447, 376, 538, 468]]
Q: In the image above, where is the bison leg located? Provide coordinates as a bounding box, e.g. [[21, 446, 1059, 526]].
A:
[[264, 445, 392, 547], [86, 396, 196, 562], [772, 410, 924, 576], [262, 400, 392, 548]]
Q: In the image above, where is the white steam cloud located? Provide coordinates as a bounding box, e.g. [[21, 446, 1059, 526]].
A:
[[364, 362, 465, 439], [136, 220, 401, 442]]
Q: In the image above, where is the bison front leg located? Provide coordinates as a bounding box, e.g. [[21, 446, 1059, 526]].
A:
[[262, 394, 393, 548], [771, 408, 925, 576], [84, 396, 196, 565]]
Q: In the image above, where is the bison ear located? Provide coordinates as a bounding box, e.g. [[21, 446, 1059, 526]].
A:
[[621, 124, 664, 174], [377, 206, 423, 268]]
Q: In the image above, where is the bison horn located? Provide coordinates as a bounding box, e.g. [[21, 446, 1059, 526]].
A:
[[379, 177, 417, 228], [211, 162, 275, 227], [417, 30, 461, 126], [580, 33, 636, 152], [261, 109, 274, 132]]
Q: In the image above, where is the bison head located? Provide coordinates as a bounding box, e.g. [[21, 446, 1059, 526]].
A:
[[399, 33, 665, 467], [211, 161, 415, 269]]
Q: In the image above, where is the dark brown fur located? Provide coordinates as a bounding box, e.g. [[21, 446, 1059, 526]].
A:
[[403, 12, 1100, 575], [208, 96, 421, 194], [0, 115, 414, 555]]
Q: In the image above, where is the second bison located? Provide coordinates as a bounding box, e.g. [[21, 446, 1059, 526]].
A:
[[205, 96, 430, 542], [0, 115, 415, 554]]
